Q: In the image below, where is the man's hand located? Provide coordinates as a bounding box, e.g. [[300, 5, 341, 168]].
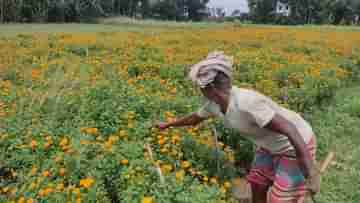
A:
[[306, 167, 321, 195], [154, 122, 169, 130], [154, 113, 206, 130]]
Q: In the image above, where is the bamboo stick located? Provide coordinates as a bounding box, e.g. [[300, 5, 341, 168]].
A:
[[144, 143, 165, 184]]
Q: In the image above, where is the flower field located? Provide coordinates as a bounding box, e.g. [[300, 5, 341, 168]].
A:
[[0, 25, 360, 203]]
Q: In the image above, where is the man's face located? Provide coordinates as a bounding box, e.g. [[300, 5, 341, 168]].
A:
[[200, 85, 218, 102]]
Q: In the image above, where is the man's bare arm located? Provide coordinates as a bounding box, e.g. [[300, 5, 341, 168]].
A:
[[264, 114, 316, 178], [156, 113, 208, 129]]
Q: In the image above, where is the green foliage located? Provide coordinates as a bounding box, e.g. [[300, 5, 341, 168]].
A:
[[307, 86, 360, 203], [248, 0, 360, 25], [0, 0, 210, 23]]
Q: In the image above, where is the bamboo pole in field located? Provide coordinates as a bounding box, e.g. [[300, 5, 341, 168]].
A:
[[144, 143, 165, 184]]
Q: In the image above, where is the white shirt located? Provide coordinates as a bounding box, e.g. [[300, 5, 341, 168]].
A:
[[197, 86, 314, 154]]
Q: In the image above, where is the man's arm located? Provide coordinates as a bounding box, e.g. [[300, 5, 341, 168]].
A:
[[156, 113, 208, 129], [264, 114, 317, 178]]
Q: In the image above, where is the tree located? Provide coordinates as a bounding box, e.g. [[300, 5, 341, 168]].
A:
[[0, 0, 4, 23], [231, 9, 242, 17], [247, 0, 360, 24], [248, 0, 276, 23], [215, 7, 225, 18], [185, 0, 209, 21], [152, 0, 178, 20]]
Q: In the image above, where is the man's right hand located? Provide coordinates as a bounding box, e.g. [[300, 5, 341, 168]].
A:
[[306, 165, 321, 195], [154, 122, 169, 130]]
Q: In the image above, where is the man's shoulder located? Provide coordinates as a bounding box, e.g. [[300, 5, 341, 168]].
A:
[[232, 86, 264, 102], [231, 86, 277, 110]]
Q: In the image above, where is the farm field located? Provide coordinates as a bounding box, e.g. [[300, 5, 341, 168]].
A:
[[0, 23, 360, 203]]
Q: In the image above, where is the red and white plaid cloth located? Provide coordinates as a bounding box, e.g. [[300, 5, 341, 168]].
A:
[[246, 136, 317, 203]]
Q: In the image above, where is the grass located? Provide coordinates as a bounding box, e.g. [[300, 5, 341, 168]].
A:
[[308, 85, 360, 203], [0, 18, 228, 36], [0, 23, 154, 36], [1, 19, 360, 37]]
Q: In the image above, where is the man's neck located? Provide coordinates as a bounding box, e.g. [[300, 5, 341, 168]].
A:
[[218, 91, 231, 115]]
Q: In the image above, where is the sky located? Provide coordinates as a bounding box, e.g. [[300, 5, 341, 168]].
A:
[[208, 0, 249, 15]]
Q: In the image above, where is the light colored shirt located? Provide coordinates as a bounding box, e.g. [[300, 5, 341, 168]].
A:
[[197, 86, 314, 154]]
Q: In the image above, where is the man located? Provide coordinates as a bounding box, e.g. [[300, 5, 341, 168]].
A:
[[155, 51, 320, 203]]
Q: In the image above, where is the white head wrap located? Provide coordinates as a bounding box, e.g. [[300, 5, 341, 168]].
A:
[[188, 51, 233, 88]]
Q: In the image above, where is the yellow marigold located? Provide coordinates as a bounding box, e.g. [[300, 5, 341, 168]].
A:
[[161, 164, 173, 173], [59, 137, 68, 147], [42, 170, 50, 177], [160, 147, 168, 154], [79, 177, 95, 188], [210, 177, 218, 184], [31, 69, 41, 78], [181, 161, 191, 169], [220, 186, 227, 194], [10, 188, 17, 195], [175, 170, 185, 180], [18, 196, 25, 203], [30, 167, 37, 175], [171, 134, 181, 144], [38, 187, 53, 197], [158, 138, 166, 145], [44, 142, 51, 150], [59, 168, 66, 176], [27, 198, 34, 203], [120, 159, 129, 165], [29, 182, 37, 190], [2, 186, 9, 193], [170, 87, 177, 94], [224, 181, 232, 189], [127, 122, 134, 128], [118, 130, 127, 138], [30, 140, 37, 149], [45, 136, 52, 142], [57, 183, 65, 191], [80, 139, 91, 145], [203, 176, 209, 182], [81, 127, 98, 134], [141, 196, 153, 203], [73, 187, 81, 198], [108, 135, 119, 144]]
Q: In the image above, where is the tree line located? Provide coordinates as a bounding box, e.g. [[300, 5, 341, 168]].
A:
[[0, 0, 209, 23], [248, 0, 360, 25], [1, 0, 360, 25]]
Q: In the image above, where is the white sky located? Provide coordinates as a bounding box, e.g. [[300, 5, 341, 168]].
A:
[[208, 0, 249, 15]]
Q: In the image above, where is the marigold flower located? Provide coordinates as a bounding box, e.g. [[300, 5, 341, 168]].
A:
[[30, 140, 37, 149], [120, 159, 129, 165], [141, 197, 153, 203], [79, 177, 95, 188], [59, 168, 66, 176], [43, 170, 50, 177]]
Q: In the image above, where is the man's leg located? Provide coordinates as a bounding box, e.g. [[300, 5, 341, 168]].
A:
[[269, 163, 307, 203], [246, 148, 275, 203], [251, 183, 269, 203], [269, 136, 316, 203]]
